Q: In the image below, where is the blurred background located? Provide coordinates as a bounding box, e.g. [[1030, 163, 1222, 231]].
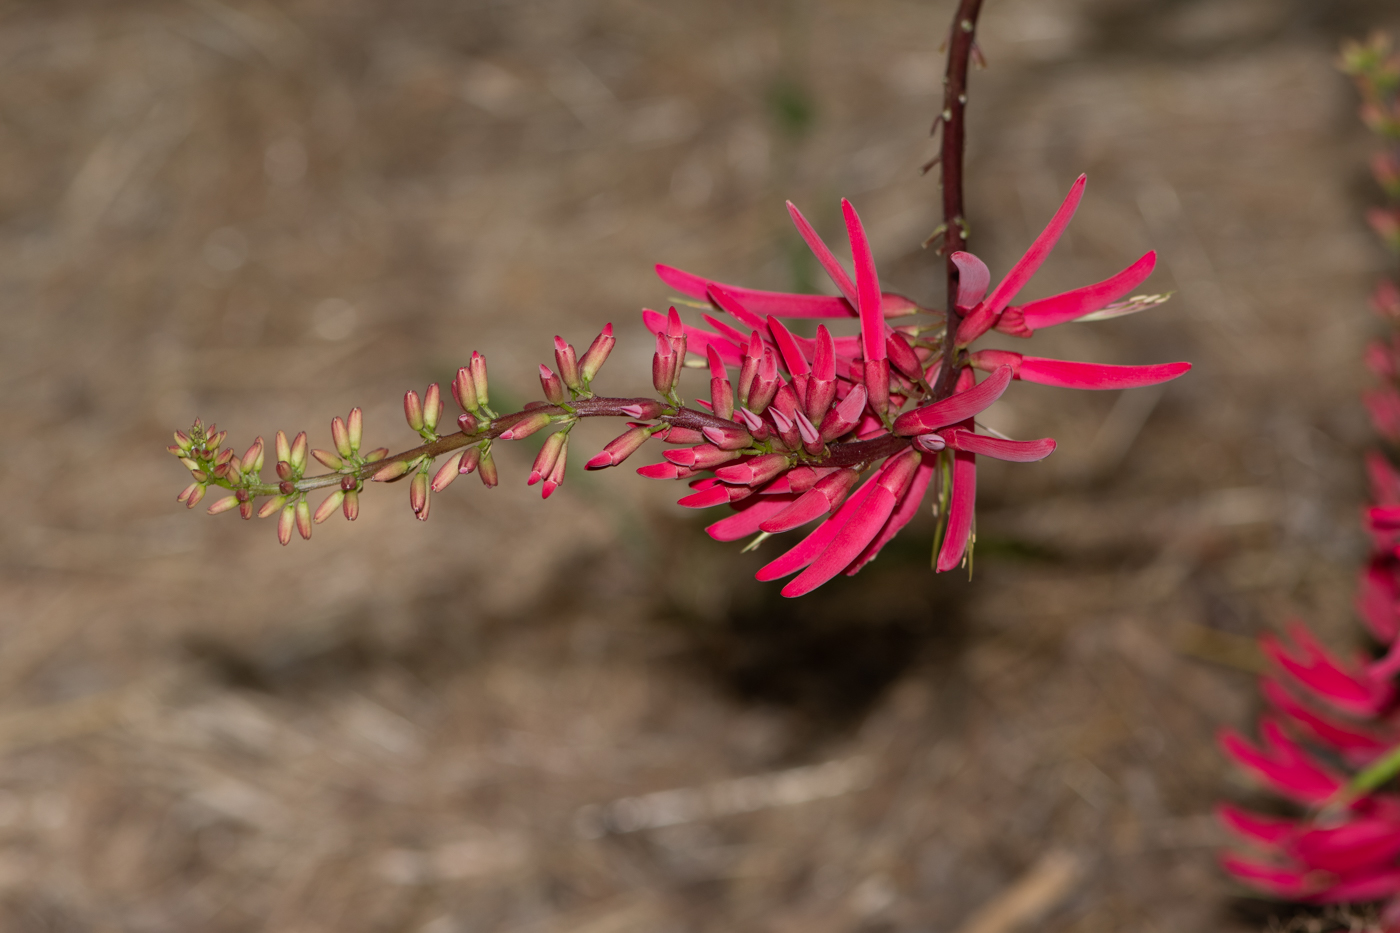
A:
[[2, 0, 1400, 930]]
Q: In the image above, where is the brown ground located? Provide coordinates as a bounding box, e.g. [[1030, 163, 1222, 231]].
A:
[[3, 0, 1400, 930]]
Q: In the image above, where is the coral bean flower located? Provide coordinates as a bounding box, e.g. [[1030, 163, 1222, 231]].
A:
[[642, 175, 1189, 594]]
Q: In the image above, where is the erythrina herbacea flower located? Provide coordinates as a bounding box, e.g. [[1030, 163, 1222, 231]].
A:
[[632, 175, 1188, 596]]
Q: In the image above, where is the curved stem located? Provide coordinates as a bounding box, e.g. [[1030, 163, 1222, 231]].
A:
[[932, 0, 984, 401]]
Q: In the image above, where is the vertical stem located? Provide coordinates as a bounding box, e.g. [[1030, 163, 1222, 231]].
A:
[[933, 0, 984, 400]]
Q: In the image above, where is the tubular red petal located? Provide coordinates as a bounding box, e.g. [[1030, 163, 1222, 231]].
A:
[[767, 316, 811, 376], [893, 365, 1014, 436], [1218, 855, 1317, 900], [761, 488, 838, 534], [1260, 679, 1390, 763], [1016, 251, 1157, 330], [786, 201, 858, 304], [1015, 357, 1192, 390], [642, 308, 742, 365], [1357, 559, 1400, 643], [782, 485, 899, 597], [846, 455, 937, 576], [706, 344, 727, 381], [983, 174, 1086, 318], [706, 495, 799, 541], [1218, 720, 1344, 804], [1215, 804, 1296, 847], [707, 285, 768, 331], [949, 251, 990, 309], [935, 450, 977, 572], [841, 199, 885, 363], [756, 476, 880, 581], [812, 326, 836, 381], [944, 429, 1056, 462], [678, 486, 734, 509], [657, 264, 856, 318]]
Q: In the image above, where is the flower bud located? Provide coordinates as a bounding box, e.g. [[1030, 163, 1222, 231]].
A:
[[342, 488, 360, 521], [275, 430, 291, 465], [663, 444, 740, 471], [279, 481, 296, 496], [177, 482, 200, 504], [528, 431, 568, 487], [702, 424, 753, 451], [653, 331, 678, 396], [459, 446, 482, 474], [864, 359, 891, 420], [276, 460, 294, 481], [341, 474, 358, 491], [404, 389, 425, 431], [554, 336, 581, 391], [795, 410, 823, 455], [243, 438, 266, 475], [410, 470, 429, 515], [586, 425, 654, 469], [820, 385, 868, 442], [886, 332, 923, 382], [331, 416, 353, 459], [258, 495, 288, 519], [543, 434, 569, 499], [579, 323, 615, 383], [914, 433, 947, 453], [423, 383, 442, 431], [348, 408, 363, 453], [619, 400, 663, 419], [295, 499, 312, 539], [470, 352, 490, 409], [478, 448, 498, 487], [174, 430, 193, 452], [539, 365, 566, 404], [364, 447, 389, 462], [372, 459, 412, 482], [452, 365, 478, 412], [288, 432, 307, 472], [658, 425, 705, 444], [312, 449, 344, 470], [239, 499, 254, 520], [432, 450, 465, 492], [499, 410, 552, 440], [277, 502, 295, 545], [636, 461, 696, 480], [713, 453, 790, 487], [180, 457, 201, 473], [314, 490, 345, 523]]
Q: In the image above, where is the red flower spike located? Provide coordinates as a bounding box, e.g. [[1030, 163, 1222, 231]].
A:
[[757, 477, 880, 581], [714, 453, 791, 487], [1008, 251, 1157, 333], [936, 449, 977, 572], [404, 390, 425, 431], [782, 450, 922, 597], [943, 429, 1056, 462], [841, 199, 886, 364], [554, 336, 581, 391], [529, 431, 568, 487], [1262, 623, 1395, 717], [949, 251, 991, 310], [539, 364, 566, 404], [706, 495, 800, 542], [760, 468, 861, 534], [542, 435, 568, 499], [786, 201, 858, 304], [459, 447, 482, 475], [499, 410, 552, 441], [452, 365, 478, 412], [894, 365, 1013, 436], [587, 426, 654, 470], [579, 323, 615, 383], [820, 385, 869, 442], [313, 490, 344, 524], [767, 316, 811, 376]]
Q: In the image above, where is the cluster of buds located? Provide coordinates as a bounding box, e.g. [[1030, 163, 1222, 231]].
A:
[[1218, 34, 1400, 924]]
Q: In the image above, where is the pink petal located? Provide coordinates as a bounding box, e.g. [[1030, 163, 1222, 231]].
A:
[[706, 495, 798, 542], [1016, 356, 1191, 390], [1015, 251, 1157, 330], [1295, 820, 1400, 876], [1264, 624, 1394, 718], [756, 476, 880, 582], [761, 488, 838, 534], [936, 449, 977, 572], [657, 263, 856, 318], [845, 455, 936, 575], [949, 251, 990, 309], [1261, 679, 1390, 764], [707, 285, 767, 331], [983, 174, 1086, 319], [1318, 867, 1400, 904], [892, 365, 1014, 436], [1216, 803, 1297, 847], [1219, 854, 1318, 899], [944, 429, 1056, 462], [786, 201, 858, 304], [1218, 721, 1344, 804], [767, 316, 811, 376], [841, 199, 885, 363]]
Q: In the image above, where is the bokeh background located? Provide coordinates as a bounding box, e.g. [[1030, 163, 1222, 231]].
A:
[[3, 0, 1400, 930]]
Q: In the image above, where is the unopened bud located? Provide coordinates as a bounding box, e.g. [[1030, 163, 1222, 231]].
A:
[[278, 503, 295, 545], [619, 400, 664, 419], [177, 482, 200, 504], [579, 324, 615, 383], [372, 459, 411, 482], [258, 495, 288, 519], [459, 446, 482, 474], [554, 336, 581, 391], [312, 449, 343, 470], [239, 500, 254, 520], [539, 364, 566, 404], [331, 416, 352, 459], [702, 424, 753, 450], [663, 444, 740, 471], [295, 499, 312, 539], [452, 366, 478, 413], [404, 389, 425, 431], [364, 447, 389, 462], [528, 431, 568, 487], [314, 490, 345, 523], [348, 408, 363, 453], [180, 457, 201, 473], [499, 410, 552, 440], [432, 450, 465, 491], [586, 425, 654, 469], [470, 352, 490, 409], [275, 430, 291, 465], [424, 383, 443, 431], [542, 434, 569, 499], [279, 481, 296, 496], [174, 430, 193, 452], [341, 474, 358, 491], [478, 448, 498, 487], [343, 489, 360, 521], [243, 437, 265, 474], [276, 460, 294, 481], [410, 470, 429, 515]]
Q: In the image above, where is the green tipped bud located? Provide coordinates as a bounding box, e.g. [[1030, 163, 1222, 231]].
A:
[[404, 389, 425, 431], [314, 490, 344, 524], [275, 430, 291, 465], [364, 447, 389, 462], [579, 324, 615, 383], [289, 432, 308, 472], [452, 366, 478, 413], [295, 499, 312, 540], [424, 383, 442, 431], [180, 457, 201, 473], [177, 482, 200, 504], [243, 438, 265, 475], [470, 352, 489, 409], [410, 470, 429, 515], [348, 408, 363, 453], [207, 495, 240, 515], [174, 430, 193, 452], [372, 459, 411, 482], [257, 495, 288, 519], [331, 417, 352, 459], [498, 410, 552, 441], [459, 446, 482, 474], [478, 448, 498, 487], [312, 448, 344, 470], [432, 451, 465, 492], [343, 488, 360, 521], [277, 503, 295, 545]]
